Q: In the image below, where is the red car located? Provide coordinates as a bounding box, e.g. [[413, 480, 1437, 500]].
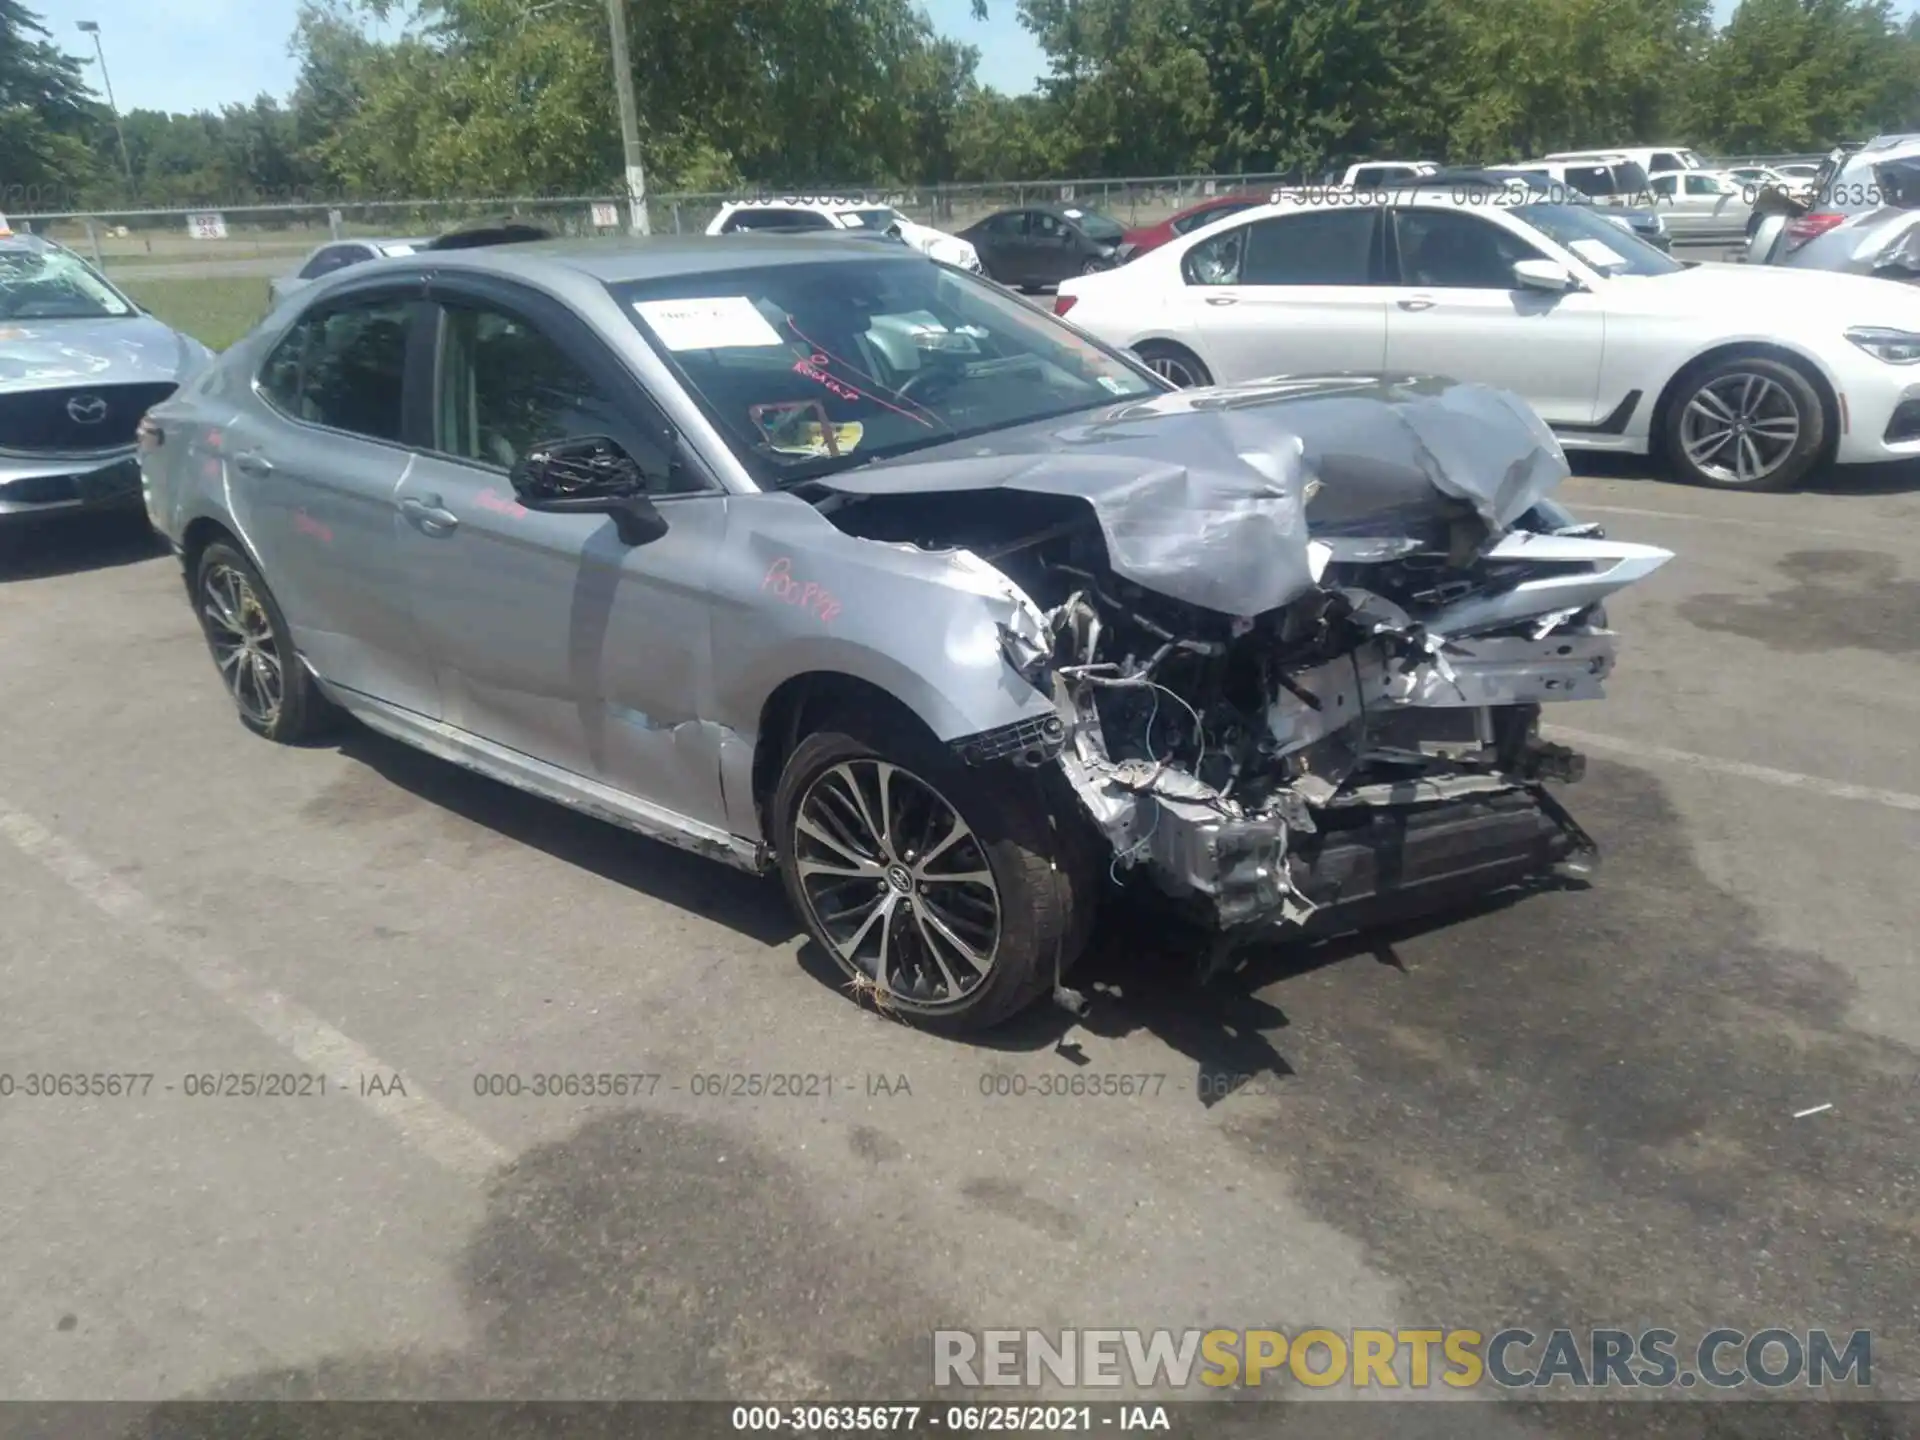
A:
[[1122, 193, 1272, 254]]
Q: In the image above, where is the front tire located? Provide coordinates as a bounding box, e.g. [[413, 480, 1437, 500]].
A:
[[1664, 355, 1824, 492], [771, 714, 1078, 1033], [1134, 340, 1213, 389], [192, 540, 336, 742]]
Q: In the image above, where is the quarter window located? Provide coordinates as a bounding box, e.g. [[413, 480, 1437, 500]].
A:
[[432, 303, 692, 494], [1394, 210, 1545, 288], [258, 297, 411, 442]]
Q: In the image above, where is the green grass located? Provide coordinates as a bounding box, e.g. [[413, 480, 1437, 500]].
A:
[[120, 275, 271, 351]]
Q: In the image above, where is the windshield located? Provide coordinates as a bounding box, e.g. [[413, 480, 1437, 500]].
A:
[[1514, 202, 1683, 276], [0, 244, 136, 320], [615, 258, 1158, 484], [1063, 208, 1126, 243]]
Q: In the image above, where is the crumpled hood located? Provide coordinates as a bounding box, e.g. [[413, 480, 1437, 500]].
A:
[[0, 313, 208, 394], [817, 374, 1569, 617]]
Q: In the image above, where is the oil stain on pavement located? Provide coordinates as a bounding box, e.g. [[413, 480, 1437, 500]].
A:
[[1207, 759, 1920, 1427], [1678, 549, 1920, 656]]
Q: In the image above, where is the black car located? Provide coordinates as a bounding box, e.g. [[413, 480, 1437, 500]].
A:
[[956, 205, 1134, 289]]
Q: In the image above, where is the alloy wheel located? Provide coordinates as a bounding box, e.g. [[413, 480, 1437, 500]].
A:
[[201, 562, 284, 727], [1679, 371, 1803, 485], [792, 759, 1001, 1008], [1144, 353, 1203, 387]]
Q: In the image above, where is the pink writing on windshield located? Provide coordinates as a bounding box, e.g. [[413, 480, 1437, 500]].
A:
[[762, 557, 843, 623], [793, 352, 862, 403]]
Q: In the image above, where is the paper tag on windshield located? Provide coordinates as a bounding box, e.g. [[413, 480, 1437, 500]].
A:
[[1569, 238, 1626, 269], [633, 296, 783, 350]]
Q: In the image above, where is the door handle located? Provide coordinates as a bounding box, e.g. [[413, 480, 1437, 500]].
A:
[[234, 450, 274, 478], [1204, 295, 1239, 306], [1397, 297, 1436, 312], [399, 495, 460, 534]]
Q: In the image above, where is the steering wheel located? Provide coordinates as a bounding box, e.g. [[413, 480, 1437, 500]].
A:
[[894, 365, 957, 403]]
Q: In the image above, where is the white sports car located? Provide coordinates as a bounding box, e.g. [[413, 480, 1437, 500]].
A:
[[707, 197, 982, 272], [1053, 186, 1920, 491]]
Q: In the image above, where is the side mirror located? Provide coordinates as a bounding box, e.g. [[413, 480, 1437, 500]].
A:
[[1513, 258, 1577, 292], [510, 434, 670, 546]]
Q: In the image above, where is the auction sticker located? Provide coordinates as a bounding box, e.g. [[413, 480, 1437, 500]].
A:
[[633, 296, 784, 350]]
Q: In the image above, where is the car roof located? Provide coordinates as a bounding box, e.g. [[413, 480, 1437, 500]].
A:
[[346, 232, 926, 285], [0, 233, 53, 254]]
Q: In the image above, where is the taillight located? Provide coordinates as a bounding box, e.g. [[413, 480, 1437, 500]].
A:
[[136, 415, 164, 451], [1054, 294, 1079, 317], [1783, 212, 1845, 251]]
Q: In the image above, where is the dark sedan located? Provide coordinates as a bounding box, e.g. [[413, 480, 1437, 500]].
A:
[[956, 204, 1134, 289]]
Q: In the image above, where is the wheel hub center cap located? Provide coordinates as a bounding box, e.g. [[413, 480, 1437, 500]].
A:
[[885, 863, 914, 895]]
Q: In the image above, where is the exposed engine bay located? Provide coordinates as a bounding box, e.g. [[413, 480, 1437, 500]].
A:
[[810, 408, 1674, 952]]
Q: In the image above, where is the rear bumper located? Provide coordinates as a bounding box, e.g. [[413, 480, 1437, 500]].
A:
[[0, 449, 145, 521]]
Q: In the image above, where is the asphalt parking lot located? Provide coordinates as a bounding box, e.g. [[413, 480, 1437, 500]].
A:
[[2, 460, 1917, 1431]]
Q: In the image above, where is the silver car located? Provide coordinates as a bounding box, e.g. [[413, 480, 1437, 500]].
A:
[[2, 234, 216, 524], [1755, 139, 1920, 282], [139, 234, 1671, 1031]]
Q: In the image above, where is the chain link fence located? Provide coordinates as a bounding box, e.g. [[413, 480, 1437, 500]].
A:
[[5, 158, 1830, 273]]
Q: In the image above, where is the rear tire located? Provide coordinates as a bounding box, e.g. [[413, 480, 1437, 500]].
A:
[[771, 713, 1080, 1033], [192, 540, 338, 743], [1134, 340, 1213, 389], [1663, 355, 1824, 492]]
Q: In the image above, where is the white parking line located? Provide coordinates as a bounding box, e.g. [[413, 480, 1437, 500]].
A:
[[1547, 726, 1920, 814], [0, 799, 511, 1179], [1568, 501, 1901, 545]]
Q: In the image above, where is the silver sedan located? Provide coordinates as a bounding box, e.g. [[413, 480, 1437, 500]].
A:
[[139, 233, 1668, 1031]]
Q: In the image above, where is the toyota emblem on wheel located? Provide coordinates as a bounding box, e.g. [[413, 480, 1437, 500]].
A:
[[66, 394, 109, 425]]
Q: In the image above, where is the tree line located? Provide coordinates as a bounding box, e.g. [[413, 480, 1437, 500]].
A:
[[4, 0, 1919, 212]]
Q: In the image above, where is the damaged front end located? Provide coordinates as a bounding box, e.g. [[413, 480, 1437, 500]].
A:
[[818, 376, 1674, 963]]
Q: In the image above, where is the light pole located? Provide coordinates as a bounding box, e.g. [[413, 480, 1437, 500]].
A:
[[602, 0, 651, 234], [76, 21, 134, 186]]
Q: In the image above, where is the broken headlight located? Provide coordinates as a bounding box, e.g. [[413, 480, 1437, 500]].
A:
[[1845, 326, 1920, 364]]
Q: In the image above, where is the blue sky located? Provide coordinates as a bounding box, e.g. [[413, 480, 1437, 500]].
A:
[[34, 0, 1869, 117]]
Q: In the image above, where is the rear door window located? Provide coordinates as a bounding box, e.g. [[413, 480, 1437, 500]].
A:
[[1184, 210, 1378, 286], [259, 296, 414, 442]]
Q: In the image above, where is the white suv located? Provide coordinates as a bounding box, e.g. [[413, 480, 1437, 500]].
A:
[[1546, 147, 1708, 177], [706, 197, 981, 271]]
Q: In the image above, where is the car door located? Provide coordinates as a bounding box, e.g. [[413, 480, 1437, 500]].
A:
[[238, 286, 440, 715], [1380, 207, 1606, 427], [1028, 210, 1082, 285], [1680, 172, 1746, 239], [391, 276, 730, 828], [1176, 208, 1388, 380], [964, 211, 1029, 284]]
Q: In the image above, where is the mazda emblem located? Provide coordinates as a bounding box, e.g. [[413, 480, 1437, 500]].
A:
[[66, 394, 109, 425]]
